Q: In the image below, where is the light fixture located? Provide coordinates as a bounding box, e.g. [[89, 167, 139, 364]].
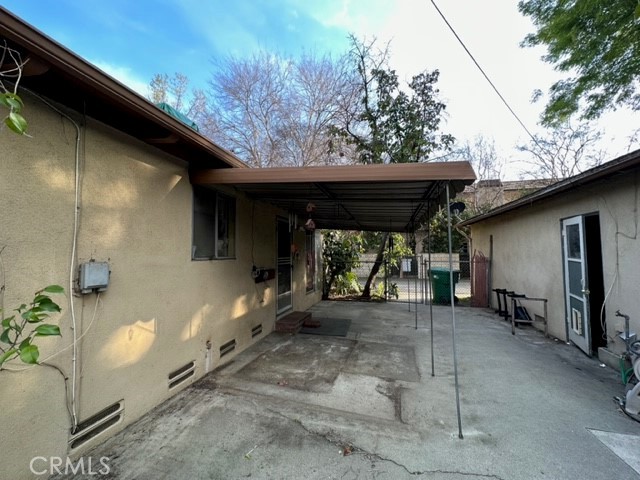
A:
[[304, 218, 316, 231]]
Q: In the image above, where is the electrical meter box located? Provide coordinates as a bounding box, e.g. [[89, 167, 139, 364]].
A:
[[79, 261, 110, 294]]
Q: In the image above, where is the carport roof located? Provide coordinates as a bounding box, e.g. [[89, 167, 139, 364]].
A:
[[190, 162, 476, 232]]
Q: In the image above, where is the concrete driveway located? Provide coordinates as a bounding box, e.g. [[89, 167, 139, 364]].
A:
[[56, 301, 640, 479]]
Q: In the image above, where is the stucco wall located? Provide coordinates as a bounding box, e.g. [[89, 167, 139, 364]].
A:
[[0, 93, 321, 479], [469, 172, 640, 348]]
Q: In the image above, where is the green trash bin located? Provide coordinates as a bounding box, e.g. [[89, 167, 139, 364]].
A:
[[429, 267, 460, 305]]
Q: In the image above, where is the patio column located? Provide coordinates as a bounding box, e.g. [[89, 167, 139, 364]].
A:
[[428, 204, 434, 378], [446, 182, 464, 439]]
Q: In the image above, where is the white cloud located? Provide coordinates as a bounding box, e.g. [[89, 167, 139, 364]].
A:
[[89, 59, 150, 98]]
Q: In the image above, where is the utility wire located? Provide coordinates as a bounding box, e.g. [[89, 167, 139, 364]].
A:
[[429, 0, 540, 146]]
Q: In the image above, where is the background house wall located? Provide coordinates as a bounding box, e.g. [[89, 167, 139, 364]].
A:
[[1, 93, 321, 479], [469, 171, 639, 349]]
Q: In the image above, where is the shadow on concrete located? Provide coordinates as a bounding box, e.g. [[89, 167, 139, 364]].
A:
[[57, 301, 640, 480]]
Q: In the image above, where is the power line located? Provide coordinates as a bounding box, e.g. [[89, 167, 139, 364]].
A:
[[429, 0, 540, 146]]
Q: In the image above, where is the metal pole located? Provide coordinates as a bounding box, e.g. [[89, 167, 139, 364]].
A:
[[414, 261, 418, 329], [446, 183, 463, 439], [408, 267, 411, 312], [422, 258, 426, 304], [488, 235, 493, 308], [428, 204, 434, 378]]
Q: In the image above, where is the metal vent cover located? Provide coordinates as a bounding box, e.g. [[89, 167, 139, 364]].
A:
[[220, 339, 236, 357], [69, 401, 124, 450], [168, 361, 196, 389], [251, 324, 263, 338]]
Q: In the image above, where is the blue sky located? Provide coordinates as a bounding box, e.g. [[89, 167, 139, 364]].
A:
[[2, 0, 354, 92], [3, 0, 638, 178]]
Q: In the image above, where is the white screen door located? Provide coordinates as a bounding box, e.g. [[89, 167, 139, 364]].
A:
[[562, 216, 590, 355]]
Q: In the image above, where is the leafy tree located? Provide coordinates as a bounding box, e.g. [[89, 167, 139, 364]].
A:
[[517, 121, 606, 180], [519, 0, 640, 124], [422, 208, 469, 254], [321, 231, 363, 300], [331, 35, 453, 298], [332, 35, 454, 164]]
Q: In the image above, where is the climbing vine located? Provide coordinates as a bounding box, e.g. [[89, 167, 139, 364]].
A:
[[1, 40, 28, 135]]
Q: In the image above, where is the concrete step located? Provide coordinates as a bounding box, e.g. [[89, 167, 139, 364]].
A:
[[275, 311, 311, 333]]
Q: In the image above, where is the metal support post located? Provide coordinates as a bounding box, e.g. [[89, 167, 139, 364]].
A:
[[446, 183, 463, 439]]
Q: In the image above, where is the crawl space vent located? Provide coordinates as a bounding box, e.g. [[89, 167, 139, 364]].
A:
[[69, 401, 124, 450], [220, 339, 236, 357], [168, 361, 196, 389], [251, 324, 263, 338]]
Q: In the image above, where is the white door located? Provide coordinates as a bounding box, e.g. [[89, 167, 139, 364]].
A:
[[562, 216, 591, 355]]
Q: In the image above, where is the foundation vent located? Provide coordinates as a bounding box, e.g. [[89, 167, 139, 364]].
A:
[[220, 339, 236, 357], [251, 324, 263, 338], [168, 361, 196, 389], [69, 401, 124, 450]]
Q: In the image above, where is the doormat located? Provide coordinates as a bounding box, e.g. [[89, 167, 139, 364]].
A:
[[300, 318, 351, 337]]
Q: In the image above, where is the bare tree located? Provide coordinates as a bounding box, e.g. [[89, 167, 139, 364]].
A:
[[278, 52, 356, 166], [148, 72, 215, 137], [206, 52, 286, 167], [517, 122, 607, 181], [625, 128, 640, 154], [456, 135, 502, 181], [454, 135, 504, 212], [206, 50, 355, 168]]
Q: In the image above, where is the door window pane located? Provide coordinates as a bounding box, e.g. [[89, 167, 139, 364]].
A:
[[566, 224, 581, 259]]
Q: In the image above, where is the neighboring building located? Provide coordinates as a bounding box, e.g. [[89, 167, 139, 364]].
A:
[[414, 179, 553, 256], [460, 150, 640, 367], [459, 178, 555, 213], [0, 9, 474, 480]]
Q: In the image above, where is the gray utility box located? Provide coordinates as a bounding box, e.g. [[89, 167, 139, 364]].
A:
[[79, 261, 110, 294]]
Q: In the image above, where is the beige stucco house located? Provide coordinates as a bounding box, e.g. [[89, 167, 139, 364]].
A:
[[1, 9, 475, 479], [461, 150, 640, 367]]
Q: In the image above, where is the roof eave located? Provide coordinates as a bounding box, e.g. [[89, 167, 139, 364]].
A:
[[459, 149, 640, 227], [0, 7, 246, 169]]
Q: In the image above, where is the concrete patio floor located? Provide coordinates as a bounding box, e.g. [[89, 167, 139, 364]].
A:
[[57, 301, 640, 479]]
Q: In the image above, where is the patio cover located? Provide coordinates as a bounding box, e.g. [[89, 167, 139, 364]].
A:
[[190, 161, 476, 232]]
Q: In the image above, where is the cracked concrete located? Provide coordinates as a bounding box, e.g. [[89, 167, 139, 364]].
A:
[[51, 301, 640, 479]]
